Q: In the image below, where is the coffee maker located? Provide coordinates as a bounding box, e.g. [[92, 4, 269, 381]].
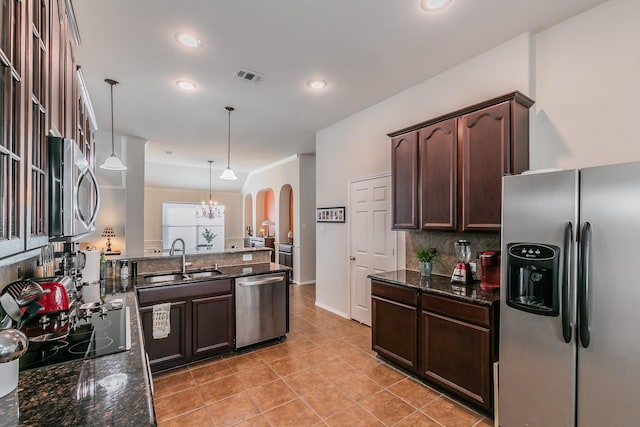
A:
[[480, 250, 501, 290], [451, 240, 472, 284]]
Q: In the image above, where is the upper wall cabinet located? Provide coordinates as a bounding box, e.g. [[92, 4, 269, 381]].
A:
[[0, 0, 92, 260], [389, 92, 534, 232], [391, 132, 419, 229]]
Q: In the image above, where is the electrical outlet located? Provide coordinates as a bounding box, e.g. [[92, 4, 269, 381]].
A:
[[469, 262, 477, 274], [243, 254, 252, 261], [242, 267, 253, 274]]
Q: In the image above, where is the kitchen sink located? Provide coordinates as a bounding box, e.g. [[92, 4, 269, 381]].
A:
[[143, 273, 188, 283], [143, 269, 224, 283], [189, 269, 223, 279]]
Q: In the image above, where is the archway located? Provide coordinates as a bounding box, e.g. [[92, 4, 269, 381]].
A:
[[255, 188, 275, 237]]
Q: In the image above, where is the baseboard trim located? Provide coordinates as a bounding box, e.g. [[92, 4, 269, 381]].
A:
[[293, 280, 315, 285], [315, 301, 349, 319]]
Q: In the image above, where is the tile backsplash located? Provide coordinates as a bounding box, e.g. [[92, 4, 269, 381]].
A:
[[0, 255, 39, 292], [406, 230, 500, 276]]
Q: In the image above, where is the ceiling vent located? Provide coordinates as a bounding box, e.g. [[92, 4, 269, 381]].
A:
[[234, 68, 266, 84]]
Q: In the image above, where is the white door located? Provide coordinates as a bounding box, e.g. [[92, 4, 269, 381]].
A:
[[349, 175, 396, 326]]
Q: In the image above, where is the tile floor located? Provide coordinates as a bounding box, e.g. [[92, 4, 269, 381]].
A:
[[153, 284, 494, 427]]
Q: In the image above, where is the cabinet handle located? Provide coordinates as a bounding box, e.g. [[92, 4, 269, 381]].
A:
[[349, 256, 356, 261]]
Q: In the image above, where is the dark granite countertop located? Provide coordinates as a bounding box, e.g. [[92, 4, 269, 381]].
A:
[[1, 287, 155, 426], [0, 262, 291, 426], [368, 270, 500, 306]]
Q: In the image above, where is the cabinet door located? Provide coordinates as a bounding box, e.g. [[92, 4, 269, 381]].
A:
[[420, 310, 491, 411], [372, 295, 418, 372], [418, 119, 457, 230], [139, 301, 188, 372], [192, 294, 233, 359], [459, 101, 510, 231], [391, 132, 418, 229]]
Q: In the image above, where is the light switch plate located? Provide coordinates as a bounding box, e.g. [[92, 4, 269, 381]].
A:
[[243, 254, 252, 261]]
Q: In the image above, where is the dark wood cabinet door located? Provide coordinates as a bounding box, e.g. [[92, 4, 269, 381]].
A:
[[418, 119, 457, 230], [192, 294, 233, 359], [459, 101, 510, 231], [372, 295, 418, 372], [420, 310, 491, 411], [139, 301, 189, 372], [278, 252, 293, 268], [391, 132, 419, 229]]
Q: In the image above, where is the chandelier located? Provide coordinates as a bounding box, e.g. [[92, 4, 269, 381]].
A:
[[195, 160, 224, 220]]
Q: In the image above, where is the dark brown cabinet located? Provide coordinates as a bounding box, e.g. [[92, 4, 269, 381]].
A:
[[139, 301, 188, 370], [420, 294, 496, 412], [137, 279, 233, 372], [371, 281, 419, 372], [419, 118, 458, 230], [192, 294, 233, 360], [371, 279, 498, 413], [391, 132, 419, 229], [389, 92, 534, 232]]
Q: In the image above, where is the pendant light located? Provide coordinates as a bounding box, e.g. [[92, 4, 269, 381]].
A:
[[219, 106, 237, 180], [100, 78, 127, 171]]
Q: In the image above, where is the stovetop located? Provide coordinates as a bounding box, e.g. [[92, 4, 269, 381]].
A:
[[19, 301, 131, 372]]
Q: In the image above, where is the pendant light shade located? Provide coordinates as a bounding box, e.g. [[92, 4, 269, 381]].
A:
[[220, 106, 237, 180], [100, 79, 127, 171]]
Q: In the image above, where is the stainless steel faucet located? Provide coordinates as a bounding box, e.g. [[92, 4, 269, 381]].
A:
[[169, 238, 188, 275]]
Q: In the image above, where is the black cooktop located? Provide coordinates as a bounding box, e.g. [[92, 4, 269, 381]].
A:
[[19, 303, 130, 372]]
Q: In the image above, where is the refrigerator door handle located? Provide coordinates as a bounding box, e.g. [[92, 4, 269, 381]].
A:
[[579, 222, 592, 348], [562, 222, 573, 343]]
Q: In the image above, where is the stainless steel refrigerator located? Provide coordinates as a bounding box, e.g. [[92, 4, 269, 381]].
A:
[[499, 162, 640, 426]]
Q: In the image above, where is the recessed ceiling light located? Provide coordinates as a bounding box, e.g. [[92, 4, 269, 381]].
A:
[[176, 80, 197, 91], [421, 0, 452, 11], [175, 33, 202, 48], [307, 80, 328, 90]]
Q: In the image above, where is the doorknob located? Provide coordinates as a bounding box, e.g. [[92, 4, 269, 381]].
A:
[[349, 256, 356, 261]]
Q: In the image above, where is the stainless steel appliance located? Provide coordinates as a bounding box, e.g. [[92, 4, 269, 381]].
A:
[[451, 239, 472, 284], [499, 163, 640, 426], [235, 273, 287, 348], [48, 136, 100, 239]]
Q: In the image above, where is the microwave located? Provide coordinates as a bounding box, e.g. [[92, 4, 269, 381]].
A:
[[48, 136, 101, 239]]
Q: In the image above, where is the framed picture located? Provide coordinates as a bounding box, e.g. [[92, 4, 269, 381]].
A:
[[317, 207, 345, 223]]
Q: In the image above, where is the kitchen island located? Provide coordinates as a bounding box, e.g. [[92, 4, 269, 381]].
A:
[[1, 261, 291, 426]]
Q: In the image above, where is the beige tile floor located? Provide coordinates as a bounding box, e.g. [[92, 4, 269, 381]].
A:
[[153, 284, 494, 427]]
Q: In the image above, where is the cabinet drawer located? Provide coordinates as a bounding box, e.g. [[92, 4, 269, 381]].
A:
[[138, 279, 232, 305], [372, 281, 418, 306], [421, 294, 489, 327]]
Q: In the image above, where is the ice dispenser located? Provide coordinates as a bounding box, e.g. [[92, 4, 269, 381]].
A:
[[506, 243, 560, 316]]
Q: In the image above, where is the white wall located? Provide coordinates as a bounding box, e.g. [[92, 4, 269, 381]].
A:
[[144, 188, 243, 252], [532, 0, 640, 168], [315, 0, 640, 316], [242, 154, 316, 284], [316, 34, 532, 315]]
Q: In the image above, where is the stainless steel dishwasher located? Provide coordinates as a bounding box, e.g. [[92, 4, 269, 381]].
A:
[[235, 273, 287, 349]]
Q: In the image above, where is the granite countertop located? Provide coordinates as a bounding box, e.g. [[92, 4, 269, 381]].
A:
[[0, 262, 292, 426], [368, 270, 500, 305], [1, 286, 155, 426]]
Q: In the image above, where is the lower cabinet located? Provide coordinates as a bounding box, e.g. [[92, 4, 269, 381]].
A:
[[137, 279, 233, 372], [371, 281, 419, 372], [139, 301, 188, 369], [371, 280, 498, 413], [420, 305, 491, 410], [192, 294, 233, 360]]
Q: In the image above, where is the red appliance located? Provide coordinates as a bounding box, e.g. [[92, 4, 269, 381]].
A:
[[31, 276, 74, 314], [480, 250, 501, 290]]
